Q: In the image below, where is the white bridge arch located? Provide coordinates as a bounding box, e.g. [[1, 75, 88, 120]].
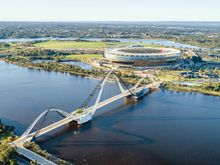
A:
[[12, 69, 161, 165], [21, 108, 70, 137], [14, 69, 161, 144]]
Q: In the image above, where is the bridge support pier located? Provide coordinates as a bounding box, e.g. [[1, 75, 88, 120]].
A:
[[149, 87, 159, 91], [68, 120, 80, 128]]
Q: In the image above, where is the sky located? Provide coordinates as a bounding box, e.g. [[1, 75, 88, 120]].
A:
[[0, 0, 220, 21]]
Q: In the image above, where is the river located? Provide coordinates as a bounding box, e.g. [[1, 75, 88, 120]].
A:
[[0, 61, 220, 165]]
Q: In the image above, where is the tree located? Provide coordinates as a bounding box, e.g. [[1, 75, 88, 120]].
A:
[[0, 140, 16, 164], [9, 159, 17, 165], [30, 160, 37, 165]]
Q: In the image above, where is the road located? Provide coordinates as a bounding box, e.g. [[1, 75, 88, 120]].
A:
[[16, 144, 56, 165]]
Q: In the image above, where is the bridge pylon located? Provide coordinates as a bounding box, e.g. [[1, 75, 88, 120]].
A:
[[16, 69, 161, 143], [20, 108, 70, 140]]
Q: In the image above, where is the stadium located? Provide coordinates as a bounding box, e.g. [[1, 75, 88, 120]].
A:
[[104, 46, 181, 66]]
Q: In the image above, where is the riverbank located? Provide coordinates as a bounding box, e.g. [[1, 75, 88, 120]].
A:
[[163, 82, 220, 97], [3, 57, 220, 97], [0, 120, 17, 164], [1, 58, 220, 165], [0, 121, 72, 165], [24, 142, 73, 165], [2, 56, 141, 85], [2, 56, 220, 97]]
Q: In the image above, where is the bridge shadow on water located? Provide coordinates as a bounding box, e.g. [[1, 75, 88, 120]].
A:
[[37, 90, 157, 148], [37, 90, 181, 165]]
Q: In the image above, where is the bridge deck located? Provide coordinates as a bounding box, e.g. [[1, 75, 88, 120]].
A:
[[12, 80, 161, 165], [16, 145, 56, 165], [13, 82, 160, 144]]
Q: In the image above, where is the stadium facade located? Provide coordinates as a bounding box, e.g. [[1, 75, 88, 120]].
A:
[[104, 46, 181, 66]]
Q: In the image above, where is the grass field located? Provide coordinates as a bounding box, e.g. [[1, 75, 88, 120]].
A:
[[34, 41, 107, 49], [33, 40, 160, 50], [157, 70, 182, 82], [65, 54, 103, 60], [164, 82, 220, 97]]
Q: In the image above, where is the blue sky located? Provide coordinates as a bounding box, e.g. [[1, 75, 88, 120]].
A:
[[0, 0, 219, 21]]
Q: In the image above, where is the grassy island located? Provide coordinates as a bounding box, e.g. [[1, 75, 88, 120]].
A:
[[34, 40, 106, 49], [163, 82, 220, 97]]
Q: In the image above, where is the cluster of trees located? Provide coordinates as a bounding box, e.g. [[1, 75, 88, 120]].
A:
[[24, 142, 73, 165], [24, 142, 49, 159], [5, 56, 31, 63], [174, 34, 220, 48], [4, 56, 142, 85], [17, 48, 70, 57], [202, 83, 220, 92], [0, 138, 17, 165], [1, 22, 219, 42], [163, 81, 220, 97], [5, 56, 107, 77], [0, 121, 14, 135], [0, 42, 103, 59], [0, 120, 17, 165], [0, 22, 147, 39], [4, 47, 72, 57], [0, 42, 10, 49]]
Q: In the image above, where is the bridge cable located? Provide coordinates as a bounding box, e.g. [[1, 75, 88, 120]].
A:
[[79, 75, 106, 109], [33, 109, 50, 138], [112, 72, 136, 96]]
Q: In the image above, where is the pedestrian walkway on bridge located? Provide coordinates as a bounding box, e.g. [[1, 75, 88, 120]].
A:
[[12, 69, 161, 165]]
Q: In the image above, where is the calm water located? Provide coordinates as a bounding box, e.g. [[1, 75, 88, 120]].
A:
[[0, 61, 220, 165]]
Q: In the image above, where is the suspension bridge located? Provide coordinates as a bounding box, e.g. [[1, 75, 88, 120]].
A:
[[12, 69, 161, 165]]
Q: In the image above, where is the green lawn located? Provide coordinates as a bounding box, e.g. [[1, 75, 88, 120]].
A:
[[65, 54, 103, 60], [34, 41, 106, 49], [33, 40, 159, 49]]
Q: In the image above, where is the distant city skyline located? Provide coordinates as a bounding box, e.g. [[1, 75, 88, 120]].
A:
[[0, 0, 220, 21]]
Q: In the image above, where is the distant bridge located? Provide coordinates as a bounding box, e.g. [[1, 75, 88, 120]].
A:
[[12, 69, 161, 165]]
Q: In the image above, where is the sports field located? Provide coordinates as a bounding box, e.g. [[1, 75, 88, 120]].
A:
[[34, 41, 107, 49], [33, 40, 138, 49]]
